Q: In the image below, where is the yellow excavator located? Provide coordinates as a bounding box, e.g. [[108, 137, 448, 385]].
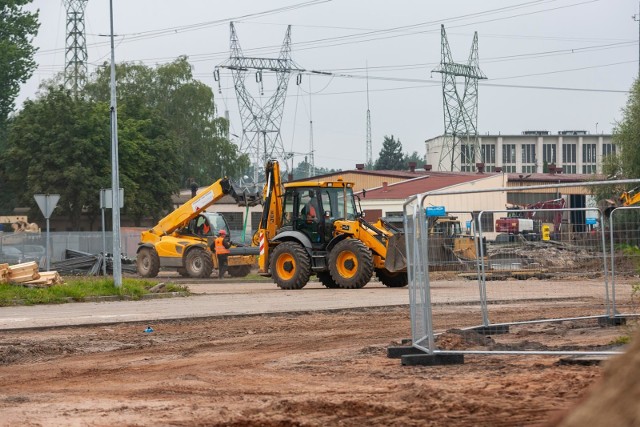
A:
[[605, 186, 640, 217], [617, 187, 640, 207], [254, 159, 407, 289], [136, 178, 260, 278]]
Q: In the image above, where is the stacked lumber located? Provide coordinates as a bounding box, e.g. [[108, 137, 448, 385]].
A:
[[0, 263, 9, 283], [0, 261, 64, 287], [23, 271, 64, 287]]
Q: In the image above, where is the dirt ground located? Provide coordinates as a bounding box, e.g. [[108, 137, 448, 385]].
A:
[[0, 301, 634, 427]]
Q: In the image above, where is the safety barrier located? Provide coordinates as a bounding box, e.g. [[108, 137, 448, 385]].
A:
[[398, 179, 640, 364], [609, 206, 640, 319]]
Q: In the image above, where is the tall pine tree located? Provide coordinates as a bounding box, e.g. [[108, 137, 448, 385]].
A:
[[374, 135, 405, 170]]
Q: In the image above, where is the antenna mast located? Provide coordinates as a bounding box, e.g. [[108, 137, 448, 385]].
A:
[[366, 62, 372, 168], [63, 0, 89, 97]]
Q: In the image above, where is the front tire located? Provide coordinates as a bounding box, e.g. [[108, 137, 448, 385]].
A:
[[329, 239, 374, 289], [375, 268, 408, 288], [137, 247, 160, 278], [185, 247, 213, 278], [270, 242, 311, 289]]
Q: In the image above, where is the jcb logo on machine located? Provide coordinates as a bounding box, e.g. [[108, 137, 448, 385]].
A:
[[341, 225, 350, 231]]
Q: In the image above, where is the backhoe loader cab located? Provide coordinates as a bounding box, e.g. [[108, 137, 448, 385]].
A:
[[257, 159, 407, 290], [281, 184, 358, 246]]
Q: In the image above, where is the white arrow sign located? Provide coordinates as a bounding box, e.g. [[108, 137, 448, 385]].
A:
[[34, 194, 60, 219]]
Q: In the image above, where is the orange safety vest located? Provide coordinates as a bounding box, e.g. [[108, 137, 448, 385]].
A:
[[214, 236, 230, 255]]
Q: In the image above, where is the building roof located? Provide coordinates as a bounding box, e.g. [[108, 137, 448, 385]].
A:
[[426, 132, 612, 142], [507, 172, 602, 184], [288, 168, 430, 182], [358, 173, 499, 200]]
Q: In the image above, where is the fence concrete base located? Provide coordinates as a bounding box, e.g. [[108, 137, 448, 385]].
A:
[[387, 345, 426, 358], [598, 316, 626, 327], [401, 353, 465, 366], [470, 324, 510, 335]]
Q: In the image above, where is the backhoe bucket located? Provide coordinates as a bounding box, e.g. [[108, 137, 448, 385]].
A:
[[384, 233, 407, 272]]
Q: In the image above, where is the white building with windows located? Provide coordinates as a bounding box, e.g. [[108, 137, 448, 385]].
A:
[[426, 131, 615, 174]]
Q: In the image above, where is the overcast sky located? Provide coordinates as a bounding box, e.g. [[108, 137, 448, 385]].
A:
[[17, 0, 639, 171]]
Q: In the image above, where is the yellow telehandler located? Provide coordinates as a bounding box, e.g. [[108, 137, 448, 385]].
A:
[[136, 178, 260, 278]]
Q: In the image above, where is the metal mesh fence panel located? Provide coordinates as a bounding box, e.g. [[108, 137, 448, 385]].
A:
[[0, 230, 142, 265], [405, 197, 430, 352], [609, 206, 640, 318], [405, 179, 640, 357]]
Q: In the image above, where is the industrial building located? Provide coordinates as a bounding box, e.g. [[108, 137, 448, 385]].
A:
[[426, 131, 615, 174]]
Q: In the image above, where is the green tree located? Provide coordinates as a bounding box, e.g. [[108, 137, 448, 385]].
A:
[[612, 78, 640, 180], [374, 135, 405, 170], [3, 85, 110, 229], [84, 56, 249, 186], [403, 150, 424, 166], [591, 78, 640, 205], [2, 84, 182, 229], [0, 0, 39, 127]]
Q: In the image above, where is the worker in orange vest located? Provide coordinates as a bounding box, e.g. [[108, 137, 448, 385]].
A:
[[214, 229, 231, 279]]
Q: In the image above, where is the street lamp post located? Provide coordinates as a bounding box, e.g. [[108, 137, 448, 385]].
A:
[[109, 0, 122, 287]]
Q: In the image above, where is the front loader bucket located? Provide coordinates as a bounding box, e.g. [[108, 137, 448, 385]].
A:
[[384, 233, 407, 272]]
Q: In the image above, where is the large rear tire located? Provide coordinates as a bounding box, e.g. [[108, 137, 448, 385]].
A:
[[329, 239, 374, 289], [270, 242, 311, 289], [185, 247, 213, 278], [375, 268, 408, 288], [228, 264, 252, 278], [137, 247, 160, 278], [316, 271, 339, 288]]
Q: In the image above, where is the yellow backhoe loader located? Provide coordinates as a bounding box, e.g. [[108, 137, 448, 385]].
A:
[[254, 160, 407, 289]]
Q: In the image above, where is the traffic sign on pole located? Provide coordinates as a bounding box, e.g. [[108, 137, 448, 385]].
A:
[[34, 194, 60, 219], [33, 194, 60, 271]]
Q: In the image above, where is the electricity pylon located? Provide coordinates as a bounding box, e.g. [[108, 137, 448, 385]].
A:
[[216, 22, 305, 181], [432, 24, 486, 172], [63, 0, 89, 97]]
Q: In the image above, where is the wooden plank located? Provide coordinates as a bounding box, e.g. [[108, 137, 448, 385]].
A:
[[9, 272, 41, 283], [23, 271, 63, 286], [7, 261, 38, 271]]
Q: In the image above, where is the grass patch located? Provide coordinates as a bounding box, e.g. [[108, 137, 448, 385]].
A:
[[0, 277, 189, 306], [611, 335, 632, 346]]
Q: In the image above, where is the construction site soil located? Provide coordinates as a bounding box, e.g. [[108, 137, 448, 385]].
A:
[[1, 287, 638, 427]]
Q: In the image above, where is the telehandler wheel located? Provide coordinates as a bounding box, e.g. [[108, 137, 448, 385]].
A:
[[329, 239, 374, 289], [375, 268, 408, 288], [316, 271, 339, 288], [185, 247, 214, 278], [137, 247, 160, 278], [270, 241, 311, 289], [228, 265, 252, 278]]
